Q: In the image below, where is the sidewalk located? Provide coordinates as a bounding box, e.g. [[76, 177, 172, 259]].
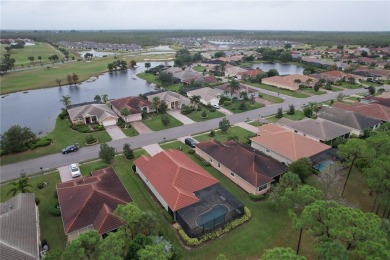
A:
[[233, 122, 259, 134]]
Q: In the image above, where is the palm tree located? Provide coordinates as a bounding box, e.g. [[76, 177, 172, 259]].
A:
[[94, 95, 102, 103], [305, 78, 313, 87], [227, 79, 241, 98], [60, 95, 71, 109], [192, 95, 201, 110], [7, 177, 32, 197], [101, 94, 109, 103], [151, 97, 160, 114], [145, 62, 151, 71]]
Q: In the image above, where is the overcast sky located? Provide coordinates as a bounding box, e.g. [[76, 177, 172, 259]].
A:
[[1, 0, 389, 31]]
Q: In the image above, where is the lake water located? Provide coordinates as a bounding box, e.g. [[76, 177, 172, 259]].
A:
[[250, 62, 304, 75], [78, 49, 116, 57], [0, 61, 173, 135]]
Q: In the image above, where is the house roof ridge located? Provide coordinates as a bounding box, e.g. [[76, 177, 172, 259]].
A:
[[0, 240, 36, 259], [66, 186, 94, 233]]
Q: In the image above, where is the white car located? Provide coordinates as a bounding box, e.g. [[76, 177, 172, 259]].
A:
[[69, 163, 81, 178], [212, 104, 220, 109]]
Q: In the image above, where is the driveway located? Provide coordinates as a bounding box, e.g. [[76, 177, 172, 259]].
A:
[[105, 125, 127, 140], [177, 135, 199, 144], [58, 165, 74, 182], [167, 109, 195, 125], [234, 122, 259, 134], [131, 121, 153, 134], [218, 107, 233, 115], [142, 143, 163, 156]]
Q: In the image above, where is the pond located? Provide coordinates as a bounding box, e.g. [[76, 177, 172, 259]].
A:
[[78, 49, 116, 57], [251, 62, 305, 75], [0, 61, 173, 135]]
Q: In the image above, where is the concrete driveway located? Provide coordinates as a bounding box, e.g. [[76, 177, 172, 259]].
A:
[[218, 107, 233, 115], [167, 109, 195, 125], [105, 125, 127, 140], [142, 144, 163, 156], [58, 165, 74, 182], [131, 121, 153, 134], [234, 122, 259, 134]]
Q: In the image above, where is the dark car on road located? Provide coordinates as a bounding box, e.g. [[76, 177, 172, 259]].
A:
[[62, 144, 79, 154], [184, 138, 196, 148]]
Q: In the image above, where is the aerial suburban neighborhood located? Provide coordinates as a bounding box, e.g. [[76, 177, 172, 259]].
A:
[[0, 1, 390, 259]]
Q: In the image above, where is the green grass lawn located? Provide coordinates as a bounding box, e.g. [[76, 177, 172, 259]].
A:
[[143, 113, 183, 131], [267, 110, 306, 122], [247, 82, 309, 98], [329, 86, 343, 92], [192, 65, 206, 72], [0, 172, 67, 250], [0, 117, 112, 166], [136, 72, 159, 84], [79, 160, 108, 176], [259, 92, 284, 103], [336, 82, 362, 89], [164, 83, 182, 92], [300, 88, 326, 95], [360, 80, 383, 87], [185, 109, 225, 122], [223, 100, 264, 113], [121, 126, 139, 137], [193, 126, 253, 144]]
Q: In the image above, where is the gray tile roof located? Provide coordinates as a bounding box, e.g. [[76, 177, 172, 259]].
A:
[[0, 193, 39, 260], [147, 91, 190, 106], [67, 104, 118, 122], [318, 107, 381, 130], [277, 117, 351, 141]]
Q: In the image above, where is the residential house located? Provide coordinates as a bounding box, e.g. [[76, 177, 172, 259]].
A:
[[215, 82, 259, 99], [67, 103, 119, 126], [239, 69, 265, 79], [318, 106, 382, 136], [351, 68, 390, 79], [301, 57, 347, 70], [196, 140, 287, 195], [361, 96, 390, 107], [187, 87, 224, 106], [311, 70, 359, 83], [225, 65, 248, 79], [262, 74, 317, 91], [277, 117, 351, 143], [332, 102, 390, 122], [200, 60, 223, 71], [134, 150, 244, 238], [0, 193, 39, 260], [202, 75, 218, 83], [250, 123, 332, 165], [146, 91, 190, 110], [110, 96, 151, 123], [172, 69, 203, 84], [216, 55, 243, 63], [57, 167, 132, 241]]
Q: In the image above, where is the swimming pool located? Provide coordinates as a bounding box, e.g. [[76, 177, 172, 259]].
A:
[[314, 160, 334, 171], [196, 205, 229, 229]]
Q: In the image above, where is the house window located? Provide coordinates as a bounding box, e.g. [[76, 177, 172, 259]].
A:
[[230, 172, 235, 177], [217, 162, 221, 168], [258, 184, 267, 191], [210, 158, 213, 163]]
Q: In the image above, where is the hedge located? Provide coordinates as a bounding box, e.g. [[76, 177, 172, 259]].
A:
[[248, 193, 266, 201], [27, 137, 52, 150], [178, 207, 251, 247]]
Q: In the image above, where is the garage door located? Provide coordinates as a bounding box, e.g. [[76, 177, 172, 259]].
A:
[[103, 119, 117, 126]]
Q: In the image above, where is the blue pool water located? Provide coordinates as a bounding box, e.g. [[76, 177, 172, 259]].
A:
[[196, 205, 228, 229], [314, 160, 334, 171]]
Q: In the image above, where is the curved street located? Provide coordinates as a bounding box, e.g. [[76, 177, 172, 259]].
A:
[[1, 85, 389, 182]]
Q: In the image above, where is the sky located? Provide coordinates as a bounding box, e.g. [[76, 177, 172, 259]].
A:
[[1, 0, 389, 31]]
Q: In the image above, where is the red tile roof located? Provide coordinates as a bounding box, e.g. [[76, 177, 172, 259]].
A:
[[203, 76, 218, 83], [57, 167, 132, 235], [110, 96, 151, 114], [251, 124, 331, 161], [333, 102, 390, 122], [240, 69, 265, 77], [134, 150, 219, 211], [262, 74, 317, 91]]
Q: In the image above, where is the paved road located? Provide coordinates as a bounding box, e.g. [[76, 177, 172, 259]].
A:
[[1, 86, 389, 182]]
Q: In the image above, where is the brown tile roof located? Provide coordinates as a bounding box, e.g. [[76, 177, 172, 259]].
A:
[[196, 140, 287, 187], [0, 193, 39, 260], [203, 76, 218, 83], [262, 74, 317, 91], [67, 104, 118, 122], [251, 124, 331, 161], [110, 96, 151, 114], [239, 69, 265, 77], [333, 102, 390, 122], [134, 150, 219, 211], [215, 83, 257, 94], [57, 167, 132, 235], [362, 96, 390, 107]]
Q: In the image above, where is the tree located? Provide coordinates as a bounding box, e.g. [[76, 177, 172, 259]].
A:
[[261, 247, 306, 260], [71, 73, 79, 85], [227, 79, 240, 98], [313, 83, 321, 92], [114, 203, 143, 240], [55, 78, 62, 87], [94, 95, 102, 103], [317, 162, 344, 202], [368, 86, 376, 95], [267, 69, 279, 77], [60, 95, 71, 109], [158, 100, 168, 114], [28, 56, 34, 63], [123, 143, 134, 160], [214, 51, 226, 58], [130, 60, 136, 68], [145, 62, 151, 71], [99, 143, 116, 164], [161, 115, 170, 126], [191, 95, 201, 110], [288, 158, 312, 182], [101, 94, 109, 103], [137, 243, 172, 260], [7, 177, 32, 196], [107, 63, 114, 72], [361, 50, 368, 57], [0, 125, 35, 153], [337, 139, 374, 196], [62, 230, 100, 260], [284, 43, 292, 50], [98, 229, 126, 260], [67, 74, 72, 86], [139, 211, 158, 236], [151, 96, 160, 114], [219, 117, 231, 134], [158, 72, 174, 85], [287, 104, 295, 115], [276, 107, 283, 118], [120, 108, 130, 121]]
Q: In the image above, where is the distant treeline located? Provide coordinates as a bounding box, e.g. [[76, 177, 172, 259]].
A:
[[1, 30, 389, 47]]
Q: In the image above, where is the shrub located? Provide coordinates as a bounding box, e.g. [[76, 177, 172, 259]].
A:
[[209, 107, 216, 112], [49, 207, 61, 217], [162, 210, 174, 223], [28, 137, 52, 149], [37, 182, 46, 189], [201, 110, 208, 118], [248, 194, 266, 201], [59, 110, 68, 120], [209, 130, 215, 137], [85, 134, 97, 144], [161, 115, 170, 126], [123, 143, 134, 160], [325, 84, 333, 90], [239, 102, 247, 110], [187, 149, 195, 154], [71, 124, 91, 133], [117, 118, 126, 128], [35, 197, 40, 205], [223, 101, 231, 106]]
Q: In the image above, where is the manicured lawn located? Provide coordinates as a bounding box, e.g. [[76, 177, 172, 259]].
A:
[[193, 65, 206, 72], [0, 117, 112, 166], [143, 113, 183, 131], [160, 140, 192, 153], [223, 100, 264, 113], [336, 82, 361, 89], [185, 109, 225, 122], [329, 86, 343, 92], [193, 126, 254, 144], [164, 83, 182, 92], [136, 72, 159, 84], [79, 160, 108, 176], [267, 110, 306, 122], [248, 120, 264, 127], [360, 80, 383, 87], [247, 82, 309, 98], [299, 88, 326, 95], [0, 172, 67, 250], [259, 92, 284, 103], [121, 126, 139, 137]]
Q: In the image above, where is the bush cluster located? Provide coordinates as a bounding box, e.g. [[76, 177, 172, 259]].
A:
[[248, 193, 266, 201], [85, 134, 97, 144], [27, 137, 52, 149], [58, 110, 68, 120], [49, 207, 61, 217], [178, 207, 251, 247]]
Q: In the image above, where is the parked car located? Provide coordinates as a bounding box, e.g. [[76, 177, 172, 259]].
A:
[[184, 138, 197, 148], [69, 163, 81, 178], [62, 144, 79, 154], [212, 104, 220, 109]]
